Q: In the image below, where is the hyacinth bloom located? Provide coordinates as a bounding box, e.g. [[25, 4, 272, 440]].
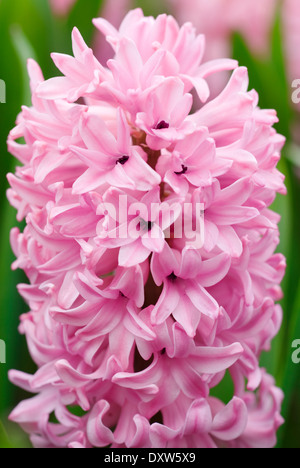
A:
[[167, 0, 278, 97], [93, 0, 133, 65], [169, 0, 277, 57], [49, 0, 77, 16], [168, 0, 300, 123], [7, 9, 286, 448], [283, 0, 300, 117]]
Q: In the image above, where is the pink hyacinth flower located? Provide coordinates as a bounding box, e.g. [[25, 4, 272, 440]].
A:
[[167, 0, 277, 95], [93, 0, 133, 66], [283, 0, 300, 116], [168, 0, 277, 56], [7, 9, 285, 448], [49, 0, 77, 16]]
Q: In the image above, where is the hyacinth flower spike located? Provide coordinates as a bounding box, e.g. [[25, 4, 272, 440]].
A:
[[7, 9, 285, 448]]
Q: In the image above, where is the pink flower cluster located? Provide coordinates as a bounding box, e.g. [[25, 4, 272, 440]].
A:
[[7, 9, 286, 448], [283, 0, 300, 108], [167, 0, 278, 96], [169, 0, 277, 57]]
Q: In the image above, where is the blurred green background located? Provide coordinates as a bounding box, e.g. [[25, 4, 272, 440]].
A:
[[0, 0, 299, 448]]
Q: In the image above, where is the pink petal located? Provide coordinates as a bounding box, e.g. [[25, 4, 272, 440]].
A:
[[191, 343, 244, 374], [141, 224, 165, 253], [87, 401, 115, 447], [151, 282, 181, 324], [197, 253, 231, 287], [119, 240, 151, 267], [184, 399, 213, 435], [211, 397, 248, 441]]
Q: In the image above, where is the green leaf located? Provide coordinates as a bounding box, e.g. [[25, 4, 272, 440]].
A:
[[67, 0, 104, 46], [276, 277, 300, 447], [209, 371, 234, 405], [0, 203, 27, 414], [67, 405, 89, 418], [3, 0, 53, 73], [232, 14, 293, 140], [133, 0, 170, 17], [0, 419, 12, 448], [10, 24, 37, 105]]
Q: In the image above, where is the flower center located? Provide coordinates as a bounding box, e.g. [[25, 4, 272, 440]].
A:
[[174, 164, 188, 175], [116, 155, 130, 165], [155, 120, 170, 130], [167, 272, 178, 281], [139, 219, 154, 232]]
